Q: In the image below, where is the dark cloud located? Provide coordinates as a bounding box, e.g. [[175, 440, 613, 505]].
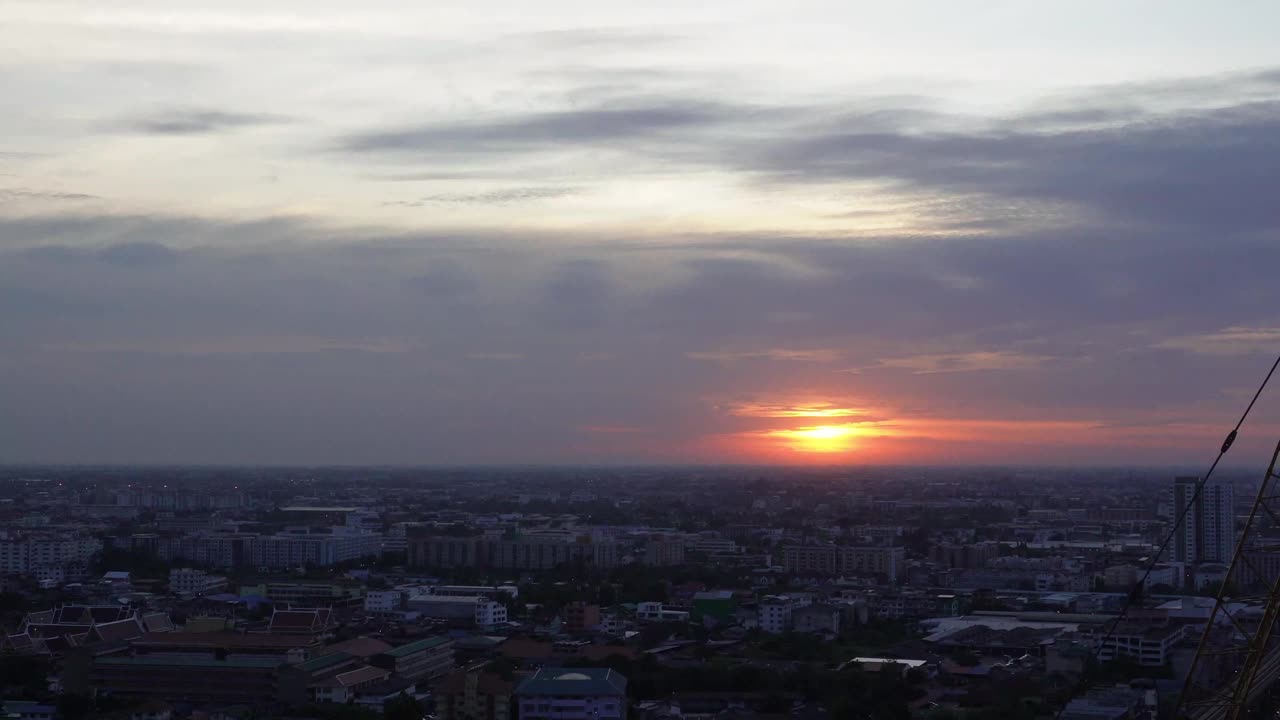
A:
[[340, 100, 757, 155], [6, 67, 1280, 463], [339, 68, 1280, 236], [121, 109, 289, 135], [402, 259, 475, 298], [19, 241, 180, 268], [0, 188, 99, 202], [742, 97, 1280, 233]]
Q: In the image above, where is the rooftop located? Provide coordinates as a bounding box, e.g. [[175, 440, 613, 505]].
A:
[[96, 655, 282, 669], [517, 668, 627, 697], [317, 637, 394, 659], [132, 631, 316, 649], [316, 664, 390, 688], [296, 651, 356, 673], [383, 635, 454, 658]]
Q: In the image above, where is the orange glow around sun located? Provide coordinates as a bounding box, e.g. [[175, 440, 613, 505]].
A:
[[764, 423, 873, 453]]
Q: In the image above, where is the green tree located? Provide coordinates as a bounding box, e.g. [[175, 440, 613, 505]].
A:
[[385, 693, 424, 720]]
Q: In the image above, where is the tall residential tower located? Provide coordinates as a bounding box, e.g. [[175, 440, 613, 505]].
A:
[[1172, 476, 1235, 565]]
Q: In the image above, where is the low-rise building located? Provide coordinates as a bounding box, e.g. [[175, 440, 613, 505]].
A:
[[564, 603, 601, 634], [438, 669, 516, 720], [635, 602, 690, 623], [169, 568, 228, 596], [792, 604, 841, 634], [781, 545, 904, 582], [365, 589, 405, 615], [516, 668, 627, 720], [643, 536, 686, 567], [371, 636, 456, 681], [758, 595, 810, 634], [406, 594, 508, 630], [1097, 622, 1189, 666]]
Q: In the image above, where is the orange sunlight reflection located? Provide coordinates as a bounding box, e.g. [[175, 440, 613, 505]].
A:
[[727, 402, 867, 419]]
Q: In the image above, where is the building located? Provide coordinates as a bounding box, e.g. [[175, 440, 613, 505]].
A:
[[516, 668, 627, 720], [691, 591, 737, 623], [278, 506, 360, 526], [781, 544, 905, 582], [792, 604, 841, 634], [112, 489, 245, 510], [434, 585, 519, 599], [643, 536, 686, 567], [437, 669, 516, 720], [1237, 547, 1280, 590], [169, 568, 228, 596], [244, 580, 363, 606], [930, 542, 1000, 570], [408, 536, 620, 571], [1103, 565, 1138, 591], [781, 545, 838, 575], [564, 602, 601, 634], [277, 652, 391, 706], [1172, 476, 1235, 565], [269, 608, 338, 635], [0, 530, 101, 579], [758, 595, 810, 634], [688, 536, 738, 555], [1059, 685, 1154, 720], [1097, 622, 1189, 666], [157, 534, 255, 569], [860, 591, 961, 620], [635, 602, 690, 623], [841, 545, 905, 582], [365, 589, 405, 614], [406, 595, 508, 630], [250, 531, 381, 570], [77, 655, 282, 706], [371, 636, 456, 681]]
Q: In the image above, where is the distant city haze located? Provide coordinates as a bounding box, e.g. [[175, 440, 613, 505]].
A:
[[3, 1, 1280, 465]]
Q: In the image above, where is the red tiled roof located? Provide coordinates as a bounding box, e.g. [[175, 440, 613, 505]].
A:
[[437, 670, 515, 695], [132, 632, 316, 649], [142, 613, 176, 633], [91, 618, 144, 644], [317, 637, 393, 659]]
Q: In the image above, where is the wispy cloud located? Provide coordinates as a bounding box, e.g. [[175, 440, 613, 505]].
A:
[[43, 336, 416, 356], [688, 348, 843, 363], [0, 188, 99, 202], [725, 402, 868, 419], [579, 424, 650, 434], [119, 109, 290, 135], [1157, 327, 1280, 356], [855, 350, 1053, 374], [384, 186, 579, 206], [339, 99, 765, 157]]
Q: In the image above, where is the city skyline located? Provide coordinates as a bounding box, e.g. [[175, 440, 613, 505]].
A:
[[4, 2, 1280, 465]]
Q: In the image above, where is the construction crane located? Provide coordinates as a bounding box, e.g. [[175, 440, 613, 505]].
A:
[[1177, 438, 1280, 720]]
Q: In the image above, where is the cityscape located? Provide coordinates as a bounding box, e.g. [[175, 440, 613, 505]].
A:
[[1, 463, 1279, 720], [5, 1, 1280, 719]]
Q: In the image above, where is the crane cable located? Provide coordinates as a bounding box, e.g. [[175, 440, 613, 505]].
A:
[[1052, 351, 1280, 720]]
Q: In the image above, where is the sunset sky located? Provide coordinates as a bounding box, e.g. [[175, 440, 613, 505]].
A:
[[3, 1, 1280, 466]]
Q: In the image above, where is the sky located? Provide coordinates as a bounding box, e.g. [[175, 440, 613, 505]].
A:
[[3, 1, 1280, 466]]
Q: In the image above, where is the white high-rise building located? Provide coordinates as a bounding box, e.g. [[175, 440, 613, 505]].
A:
[[1172, 476, 1235, 565]]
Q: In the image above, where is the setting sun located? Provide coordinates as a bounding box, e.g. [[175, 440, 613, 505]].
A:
[[766, 424, 868, 453]]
